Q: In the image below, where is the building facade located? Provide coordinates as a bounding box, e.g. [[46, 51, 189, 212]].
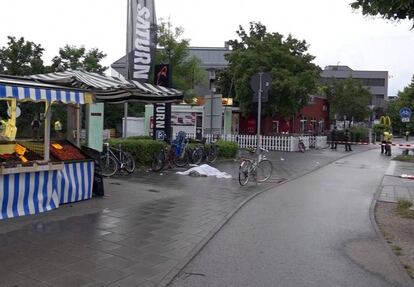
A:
[[321, 65, 388, 117]]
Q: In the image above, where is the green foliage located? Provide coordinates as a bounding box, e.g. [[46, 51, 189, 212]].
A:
[[396, 199, 414, 219], [127, 136, 152, 140], [218, 22, 321, 117], [325, 77, 371, 121], [50, 45, 107, 73], [373, 123, 386, 138], [103, 103, 145, 130], [386, 75, 414, 135], [350, 127, 369, 142], [351, 0, 414, 27], [393, 154, 414, 163], [156, 19, 207, 101], [216, 140, 238, 158], [0, 36, 46, 75], [108, 138, 164, 166]]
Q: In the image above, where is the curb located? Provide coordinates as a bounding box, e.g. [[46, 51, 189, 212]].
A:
[[157, 148, 370, 287], [369, 174, 414, 286]]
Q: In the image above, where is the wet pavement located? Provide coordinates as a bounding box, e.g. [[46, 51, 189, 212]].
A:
[[169, 148, 412, 287], [0, 146, 370, 287], [379, 159, 414, 203]]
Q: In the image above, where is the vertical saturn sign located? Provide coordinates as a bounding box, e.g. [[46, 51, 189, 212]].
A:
[[126, 0, 157, 82], [125, 0, 160, 139]]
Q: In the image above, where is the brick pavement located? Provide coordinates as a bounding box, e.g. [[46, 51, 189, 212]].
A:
[[379, 160, 414, 204], [0, 146, 366, 287]]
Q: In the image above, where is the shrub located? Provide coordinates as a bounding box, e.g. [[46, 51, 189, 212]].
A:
[[108, 138, 164, 166], [373, 124, 386, 139], [216, 140, 238, 158], [127, 136, 153, 140], [350, 127, 369, 142]]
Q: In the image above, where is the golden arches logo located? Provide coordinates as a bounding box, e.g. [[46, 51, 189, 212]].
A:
[[379, 116, 391, 127]]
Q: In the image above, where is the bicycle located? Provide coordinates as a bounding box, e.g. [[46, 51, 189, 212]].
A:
[[298, 136, 306, 152], [99, 142, 135, 177], [238, 147, 273, 186], [151, 136, 189, 172], [190, 138, 218, 165]]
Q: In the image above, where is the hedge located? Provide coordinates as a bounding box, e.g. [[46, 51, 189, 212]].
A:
[[108, 138, 164, 166], [216, 140, 238, 158], [108, 138, 239, 166]]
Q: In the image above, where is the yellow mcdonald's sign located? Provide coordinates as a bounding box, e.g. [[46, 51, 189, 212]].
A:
[[379, 115, 391, 127]]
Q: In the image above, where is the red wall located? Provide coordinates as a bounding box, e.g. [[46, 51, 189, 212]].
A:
[[238, 97, 329, 135]]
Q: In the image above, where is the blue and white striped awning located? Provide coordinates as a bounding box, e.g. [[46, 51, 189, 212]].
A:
[[0, 76, 85, 104]]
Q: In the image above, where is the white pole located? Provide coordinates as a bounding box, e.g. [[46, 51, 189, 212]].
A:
[[44, 102, 51, 161], [76, 104, 81, 147], [257, 72, 262, 153], [124, 0, 131, 139], [123, 102, 128, 138]]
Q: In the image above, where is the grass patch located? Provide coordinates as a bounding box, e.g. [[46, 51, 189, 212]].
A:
[[393, 154, 414, 163], [392, 245, 402, 256], [404, 264, 414, 279], [395, 199, 414, 219]]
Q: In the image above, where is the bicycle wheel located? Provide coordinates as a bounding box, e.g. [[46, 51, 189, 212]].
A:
[[255, 159, 273, 182], [99, 154, 118, 177], [239, 159, 252, 186], [151, 150, 165, 172], [121, 151, 135, 173], [174, 150, 189, 167], [207, 144, 218, 163], [191, 147, 203, 165], [298, 141, 305, 152]]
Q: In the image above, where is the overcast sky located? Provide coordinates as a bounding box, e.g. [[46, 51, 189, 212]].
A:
[[0, 0, 413, 97]]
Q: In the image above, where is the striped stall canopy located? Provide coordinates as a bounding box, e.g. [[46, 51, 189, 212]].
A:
[[29, 70, 183, 104], [0, 76, 85, 104], [0, 170, 60, 220], [58, 161, 94, 205], [0, 161, 94, 220]]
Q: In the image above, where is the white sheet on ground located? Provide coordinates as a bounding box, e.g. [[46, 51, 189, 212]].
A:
[[176, 164, 232, 179]]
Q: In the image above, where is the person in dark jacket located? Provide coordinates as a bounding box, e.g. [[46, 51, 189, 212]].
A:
[[330, 126, 337, 150], [344, 129, 352, 151]]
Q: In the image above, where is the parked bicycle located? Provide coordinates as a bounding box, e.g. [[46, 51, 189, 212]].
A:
[[298, 136, 306, 152], [151, 132, 189, 172], [189, 138, 218, 165], [238, 147, 273, 186], [99, 142, 135, 177]]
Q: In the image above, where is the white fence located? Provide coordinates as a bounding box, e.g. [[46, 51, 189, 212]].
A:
[[179, 133, 327, 152]]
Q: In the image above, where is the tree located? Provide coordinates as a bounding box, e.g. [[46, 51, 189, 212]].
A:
[[155, 19, 206, 100], [386, 75, 414, 134], [325, 77, 372, 122], [351, 0, 414, 27], [50, 45, 107, 73], [217, 22, 321, 117], [0, 36, 46, 75]]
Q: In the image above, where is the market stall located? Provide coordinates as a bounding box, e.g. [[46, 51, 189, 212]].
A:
[[0, 70, 184, 220], [0, 76, 94, 219]]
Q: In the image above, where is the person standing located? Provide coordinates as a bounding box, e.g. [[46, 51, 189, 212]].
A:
[[54, 120, 63, 139], [384, 132, 393, 156], [31, 117, 40, 140], [330, 126, 337, 150], [344, 129, 352, 152]]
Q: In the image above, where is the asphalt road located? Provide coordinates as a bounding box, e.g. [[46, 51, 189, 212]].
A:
[[169, 149, 413, 287]]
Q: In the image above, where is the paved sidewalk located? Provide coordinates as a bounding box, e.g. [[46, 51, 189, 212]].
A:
[[0, 146, 369, 287], [379, 160, 414, 203]]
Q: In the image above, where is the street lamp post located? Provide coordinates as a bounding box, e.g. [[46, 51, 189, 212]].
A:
[[368, 105, 375, 144]]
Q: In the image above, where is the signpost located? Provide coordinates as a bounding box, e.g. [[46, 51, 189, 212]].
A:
[[400, 107, 412, 123], [250, 72, 271, 151]]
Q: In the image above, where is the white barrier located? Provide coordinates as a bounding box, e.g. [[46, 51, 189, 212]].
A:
[[200, 134, 328, 152]]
